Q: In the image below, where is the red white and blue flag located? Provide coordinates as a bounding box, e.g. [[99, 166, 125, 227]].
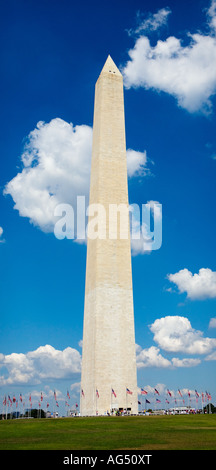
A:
[[112, 389, 117, 397], [126, 388, 133, 395], [206, 391, 212, 400], [141, 388, 148, 395]]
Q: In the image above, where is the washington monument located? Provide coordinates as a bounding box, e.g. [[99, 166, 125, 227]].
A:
[[80, 55, 138, 416]]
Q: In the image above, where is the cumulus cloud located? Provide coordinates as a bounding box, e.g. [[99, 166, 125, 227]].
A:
[[167, 268, 216, 300], [136, 343, 202, 369], [150, 316, 216, 354], [123, 1, 216, 114], [126, 149, 148, 177], [136, 345, 172, 368], [4, 119, 92, 233], [0, 344, 81, 386], [4, 118, 150, 235]]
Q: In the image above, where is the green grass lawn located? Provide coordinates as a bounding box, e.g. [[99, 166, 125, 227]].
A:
[[0, 415, 216, 450]]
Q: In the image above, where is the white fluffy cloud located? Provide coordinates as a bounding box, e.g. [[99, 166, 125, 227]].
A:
[[126, 149, 148, 177], [136, 345, 171, 369], [167, 268, 216, 300], [136, 344, 202, 369], [4, 118, 150, 234], [0, 344, 81, 386], [123, 1, 216, 114], [4, 119, 92, 232], [150, 316, 216, 354]]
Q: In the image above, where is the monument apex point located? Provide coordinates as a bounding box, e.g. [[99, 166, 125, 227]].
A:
[[99, 54, 122, 78]]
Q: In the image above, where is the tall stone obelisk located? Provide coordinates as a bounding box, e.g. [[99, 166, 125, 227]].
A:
[[80, 56, 138, 416]]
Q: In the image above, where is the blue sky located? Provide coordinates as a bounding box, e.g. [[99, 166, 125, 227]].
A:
[[1, 0, 216, 414]]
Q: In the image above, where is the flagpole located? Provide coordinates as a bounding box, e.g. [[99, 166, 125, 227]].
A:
[[126, 388, 127, 414]]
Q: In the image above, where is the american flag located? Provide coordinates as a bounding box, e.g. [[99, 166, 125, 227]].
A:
[[29, 394, 32, 403], [156, 398, 161, 403], [178, 389, 182, 397], [67, 390, 70, 399], [195, 390, 199, 398], [41, 392, 43, 401], [54, 390, 57, 400], [154, 388, 160, 395], [96, 389, 99, 398], [112, 388, 117, 397], [81, 389, 85, 397], [146, 399, 151, 404], [141, 388, 148, 395], [167, 389, 172, 397], [126, 388, 133, 395], [20, 393, 23, 402]]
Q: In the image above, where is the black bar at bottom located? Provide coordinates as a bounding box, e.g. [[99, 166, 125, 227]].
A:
[[0, 449, 214, 467]]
